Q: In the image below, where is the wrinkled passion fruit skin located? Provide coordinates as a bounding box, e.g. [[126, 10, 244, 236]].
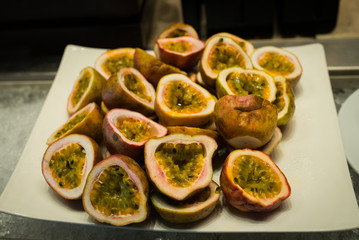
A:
[[220, 149, 291, 212], [214, 95, 278, 149], [82, 154, 150, 226], [133, 48, 185, 87]]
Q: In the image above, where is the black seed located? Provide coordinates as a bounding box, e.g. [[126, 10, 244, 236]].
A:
[[133, 203, 139, 209], [133, 185, 138, 190], [215, 186, 221, 192], [234, 177, 239, 184], [59, 182, 64, 187], [49, 163, 52, 167], [188, 174, 194, 178], [219, 38, 223, 42], [177, 84, 182, 89]]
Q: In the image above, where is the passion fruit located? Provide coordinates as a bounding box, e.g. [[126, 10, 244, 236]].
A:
[[42, 134, 102, 199], [258, 127, 282, 155], [216, 67, 277, 102], [205, 32, 254, 56], [95, 48, 135, 80], [133, 48, 185, 87], [151, 181, 220, 223], [251, 46, 303, 87], [220, 149, 291, 212], [67, 67, 105, 115], [46, 102, 103, 145], [156, 36, 205, 70], [102, 108, 167, 160], [155, 73, 216, 127], [102, 67, 156, 116], [145, 134, 217, 201], [167, 126, 219, 141], [273, 76, 296, 126], [200, 36, 253, 88], [82, 154, 150, 226], [214, 95, 278, 149], [157, 23, 199, 39]]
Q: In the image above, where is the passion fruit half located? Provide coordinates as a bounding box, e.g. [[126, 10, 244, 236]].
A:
[[214, 95, 278, 149], [133, 48, 185, 87], [273, 76, 296, 126], [216, 67, 277, 102], [200, 36, 253, 88], [67, 66, 105, 115], [145, 134, 217, 201], [95, 48, 135, 79], [82, 154, 150, 226], [155, 74, 216, 127], [102, 67, 156, 116], [251, 46, 303, 87], [220, 149, 291, 212], [205, 32, 254, 56], [103, 108, 167, 160], [157, 23, 199, 39], [167, 126, 219, 141], [42, 134, 102, 199], [151, 181, 220, 223], [46, 102, 103, 145], [156, 36, 205, 70]]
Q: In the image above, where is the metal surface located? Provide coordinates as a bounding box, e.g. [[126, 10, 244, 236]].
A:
[[0, 38, 358, 239]]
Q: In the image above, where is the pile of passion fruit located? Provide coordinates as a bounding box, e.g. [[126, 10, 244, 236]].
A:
[[42, 23, 301, 226]]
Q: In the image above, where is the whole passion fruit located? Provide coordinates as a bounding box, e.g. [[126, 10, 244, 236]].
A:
[[95, 48, 135, 80], [67, 66, 105, 115], [82, 154, 150, 226], [151, 181, 220, 223], [42, 134, 102, 199], [200, 36, 253, 88], [220, 149, 291, 212], [156, 36, 205, 70], [273, 76, 296, 126], [251, 46, 303, 87], [145, 134, 217, 201], [47, 102, 103, 145], [133, 48, 185, 87], [103, 108, 167, 160], [216, 67, 277, 102], [155, 73, 216, 127], [102, 67, 156, 116], [214, 95, 278, 149], [205, 32, 254, 56]]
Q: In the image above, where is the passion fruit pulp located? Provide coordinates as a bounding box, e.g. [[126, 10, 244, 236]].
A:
[[155, 73, 216, 127], [220, 149, 291, 212], [67, 66, 105, 115], [102, 67, 156, 116], [102, 108, 167, 160], [82, 154, 150, 226], [200, 36, 253, 88], [145, 134, 217, 201], [42, 134, 102, 199], [156, 36, 205, 70], [151, 181, 220, 223]]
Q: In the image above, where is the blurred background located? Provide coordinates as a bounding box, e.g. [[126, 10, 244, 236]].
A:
[[0, 0, 358, 75]]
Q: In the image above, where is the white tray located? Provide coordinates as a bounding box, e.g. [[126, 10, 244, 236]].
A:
[[1, 44, 358, 232]]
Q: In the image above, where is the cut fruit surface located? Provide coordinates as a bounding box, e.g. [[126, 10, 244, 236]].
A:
[[220, 149, 291, 212], [42, 134, 102, 199], [155, 73, 216, 127], [205, 32, 254, 56], [145, 134, 217, 201], [82, 154, 149, 226], [273, 76, 296, 126]]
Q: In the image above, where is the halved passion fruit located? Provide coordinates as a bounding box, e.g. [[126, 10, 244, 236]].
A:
[[200, 36, 253, 88], [167, 126, 219, 141], [102, 108, 167, 160], [47, 102, 103, 145], [157, 23, 199, 39], [251, 46, 303, 87], [220, 149, 291, 212], [144, 134, 217, 201], [155, 73, 216, 127], [95, 48, 135, 79], [133, 48, 185, 87], [214, 95, 278, 149], [102, 67, 156, 116], [205, 32, 254, 56], [151, 181, 220, 223], [42, 134, 101, 199], [67, 67, 105, 115], [273, 76, 296, 126], [216, 67, 277, 102], [82, 154, 150, 226], [156, 36, 205, 70]]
